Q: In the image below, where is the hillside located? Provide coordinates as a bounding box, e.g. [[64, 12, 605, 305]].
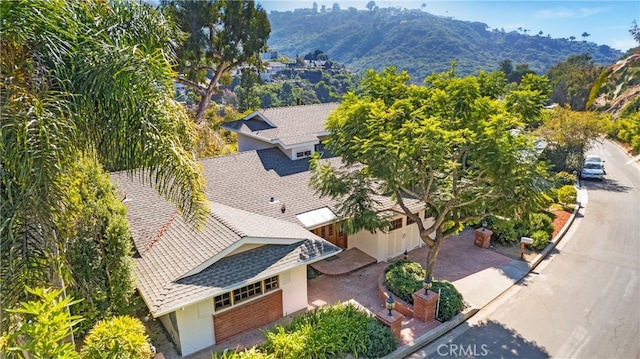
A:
[[267, 7, 623, 80]]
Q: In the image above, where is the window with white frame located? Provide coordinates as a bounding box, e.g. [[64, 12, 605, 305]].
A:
[[213, 275, 280, 311]]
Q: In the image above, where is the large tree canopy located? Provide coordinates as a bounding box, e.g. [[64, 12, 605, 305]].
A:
[[1, 0, 208, 332], [161, 0, 271, 124], [310, 66, 550, 280]]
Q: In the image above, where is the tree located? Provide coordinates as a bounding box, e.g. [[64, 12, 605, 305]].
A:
[[161, 0, 271, 124], [499, 59, 514, 78], [80, 316, 154, 359], [536, 106, 609, 172], [631, 20, 640, 43], [366, 1, 376, 11], [310, 67, 549, 282], [506, 63, 537, 84], [546, 54, 601, 110], [581, 32, 590, 41], [569, 36, 576, 42], [54, 156, 136, 336], [1, 0, 208, 333], [236, 68, 262, 112], [332, 3, 340, 12], [2, 287, 82, 359], [279, 82, 296, 106]]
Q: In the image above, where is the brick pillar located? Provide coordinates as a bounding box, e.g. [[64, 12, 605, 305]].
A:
[[375, 309, 404, 340], [412, 290, 439, 321], [474, 228, 493, 248]]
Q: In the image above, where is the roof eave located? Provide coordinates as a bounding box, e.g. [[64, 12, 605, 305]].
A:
[[150, 247, 342, 318]]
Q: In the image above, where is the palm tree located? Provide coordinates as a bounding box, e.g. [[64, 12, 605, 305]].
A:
[[1, 0, 208, 332]]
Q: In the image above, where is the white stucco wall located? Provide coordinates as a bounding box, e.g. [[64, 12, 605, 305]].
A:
[[175, 299, 215, 356], [348, 213, 433, 261], [238, 135, 275, 152], [282, 145, 316, 160], [280, 266, 308, 315], [167, 267, 308, 356], [348, 229, 384, 261]]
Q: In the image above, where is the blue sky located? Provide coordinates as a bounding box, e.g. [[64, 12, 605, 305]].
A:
[[258, 1, 639, 51]]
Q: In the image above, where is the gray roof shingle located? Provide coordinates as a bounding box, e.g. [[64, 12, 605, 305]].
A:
[[222, 102, 338, 146], [112, 169, 340, 315], [111, 103, 424, 316]]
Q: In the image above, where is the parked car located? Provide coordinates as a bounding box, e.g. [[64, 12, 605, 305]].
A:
[[580, 159, 605, 180], [585, 154, 605, 172]]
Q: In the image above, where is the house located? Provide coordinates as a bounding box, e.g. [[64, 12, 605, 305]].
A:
[[259, 61, 288, 82], [114, 103, 428, 356]]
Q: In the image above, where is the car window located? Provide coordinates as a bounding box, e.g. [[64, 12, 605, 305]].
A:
[[583, 162, 602, 169]]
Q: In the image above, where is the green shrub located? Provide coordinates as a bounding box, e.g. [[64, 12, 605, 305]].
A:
[[364, 320, 397, 358], [384, 260, 424, 304], [431, 281, 465, 322], [553, 171, 576, 186], [263, 302, 396, 358], [557, 185, 577, 204], [212, 347, 274, 359], [485, 216, 519, 246], [384, 261, 464, 322], [530, 230, 550, 250], [81, 316, 153, 359], [527, 212, 554, 234]]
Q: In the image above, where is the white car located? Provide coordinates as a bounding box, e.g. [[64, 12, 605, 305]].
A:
[[580, 157, 605, 180], [584, 155, 605, 171]]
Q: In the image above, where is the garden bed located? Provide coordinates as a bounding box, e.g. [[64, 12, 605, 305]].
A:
[[490, 209, 573, 261]]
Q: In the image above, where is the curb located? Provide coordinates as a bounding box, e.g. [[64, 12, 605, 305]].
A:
[[528, 184, 581, 270], [381, 188, 583, 358], [382, 308, 479, 359]]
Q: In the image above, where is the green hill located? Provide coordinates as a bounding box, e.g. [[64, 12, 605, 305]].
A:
[[267, 7, 623, 79]]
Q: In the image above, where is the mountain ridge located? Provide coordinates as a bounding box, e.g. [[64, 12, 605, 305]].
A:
[[266, 7, 623, 79]]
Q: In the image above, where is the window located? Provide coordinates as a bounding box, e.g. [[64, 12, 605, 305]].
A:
[[213, 276, 279, 312], [264, 276, 279, 291], [233, 282, 263, 304], [328, 224, 334, 236], [296, 150, 313, 158], [214, 292, 231, 311], [406, 213, 418, 225], [390, 218, 403, 230]]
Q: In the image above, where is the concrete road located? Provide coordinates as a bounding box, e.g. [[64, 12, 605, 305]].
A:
[[410, 140, 640, 359]]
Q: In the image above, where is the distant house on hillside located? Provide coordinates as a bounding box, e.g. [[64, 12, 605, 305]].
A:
[[114, 103, 428, 356]]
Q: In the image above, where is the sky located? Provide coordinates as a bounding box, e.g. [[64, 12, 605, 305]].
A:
[[257, 1, 640, 52]]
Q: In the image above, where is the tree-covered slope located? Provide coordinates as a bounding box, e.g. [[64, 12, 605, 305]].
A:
[[267, 7, 623, 79]]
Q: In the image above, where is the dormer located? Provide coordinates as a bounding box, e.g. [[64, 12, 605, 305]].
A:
[[222, 103, 338, 160]]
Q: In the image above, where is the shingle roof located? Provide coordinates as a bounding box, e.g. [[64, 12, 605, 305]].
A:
[[222, 103, 338, 147], [200, 148, 344, 223], [112, 103, 424, 316], [111, 170, 340, 316], [154, 239, 335, 315]]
